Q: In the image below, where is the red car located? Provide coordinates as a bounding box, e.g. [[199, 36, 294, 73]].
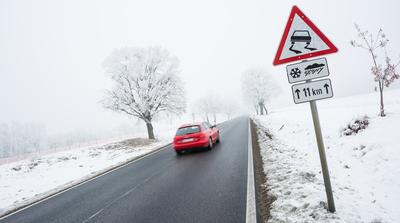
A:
[[173, 122, 220, 155]]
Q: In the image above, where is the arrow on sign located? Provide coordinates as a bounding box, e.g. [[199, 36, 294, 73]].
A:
[[324, 83, 330, 93], [295, 89, 301, 99], [291, 78, 333, 104]]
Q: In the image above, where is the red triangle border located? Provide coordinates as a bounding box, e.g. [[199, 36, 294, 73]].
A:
[[273, 6, 338, 66]]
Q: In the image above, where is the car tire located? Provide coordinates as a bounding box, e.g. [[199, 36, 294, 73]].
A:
[[208, 138, 213, 150], [175, 150, 182, 156]]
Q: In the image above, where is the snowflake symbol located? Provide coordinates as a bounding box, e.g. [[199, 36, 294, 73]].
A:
[[290, 68, 301, 78]]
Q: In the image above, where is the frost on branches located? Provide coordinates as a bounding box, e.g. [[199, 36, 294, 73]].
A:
[[351, 24, 400, 117], [241, 68, 277, 115], [102, 46, 186, 139]]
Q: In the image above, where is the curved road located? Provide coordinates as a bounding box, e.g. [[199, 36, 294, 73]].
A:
[[1, 117, 250, 223]]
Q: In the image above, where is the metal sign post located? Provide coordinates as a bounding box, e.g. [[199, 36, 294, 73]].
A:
[[273, 5, 338, 213], [307, 80, 335, 213]]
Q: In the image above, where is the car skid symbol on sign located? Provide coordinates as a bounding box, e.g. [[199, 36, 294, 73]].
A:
[[289, 30, 317, 54], [272, 6, 338, 65]]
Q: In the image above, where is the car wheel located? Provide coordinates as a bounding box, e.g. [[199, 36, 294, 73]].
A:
[[175, 150, 182, 155], [216, 136, 220, 143], [208, 138, 213, 150]]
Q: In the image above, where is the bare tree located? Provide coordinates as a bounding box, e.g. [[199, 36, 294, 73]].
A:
[[193, 97, 211, 123], [241, 68, 277, 115], [191, 112, 196, 123], [209, 97, 221, 125], [0, 122, 46, 158], [351, 24, 400, 117], [193, 96, 221, 124], [220, 99, 237, 120], [102, 46, 186, 139]]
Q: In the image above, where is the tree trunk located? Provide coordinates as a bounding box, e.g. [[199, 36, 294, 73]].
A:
[[263, 105, 268, 115], [379, 81, 385, 117], [146, 122, 155, 139], [371, 53, 386, 117], [213, 114, 217, 125], [259, 102, 264, 115], [192, 113, 196, 123]]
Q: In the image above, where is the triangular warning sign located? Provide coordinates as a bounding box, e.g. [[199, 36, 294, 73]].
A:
[[273, 6, 338, 65]]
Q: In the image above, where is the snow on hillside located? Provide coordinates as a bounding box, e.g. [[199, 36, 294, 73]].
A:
[[0, 138, 167, 216], [255, 89, 400, 223]]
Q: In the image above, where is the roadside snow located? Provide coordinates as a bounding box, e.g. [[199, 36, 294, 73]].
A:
[[0, 138, 167, 216], [255, 89, 400, 223]]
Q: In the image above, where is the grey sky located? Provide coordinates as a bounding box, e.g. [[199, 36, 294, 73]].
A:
[[1, 0, 399, 134]]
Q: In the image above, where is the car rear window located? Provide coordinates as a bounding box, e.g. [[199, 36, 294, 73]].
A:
[[176, 125, 200, 136], [293, 31, 309, 37]]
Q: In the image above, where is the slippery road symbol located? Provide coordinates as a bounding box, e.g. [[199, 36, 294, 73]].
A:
[[289, 30, 317, 54]]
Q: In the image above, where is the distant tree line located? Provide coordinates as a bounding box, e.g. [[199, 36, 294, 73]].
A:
[[190, 96, 238, 124], [0, 122, 46, 158], [0, 122, 138, 158]]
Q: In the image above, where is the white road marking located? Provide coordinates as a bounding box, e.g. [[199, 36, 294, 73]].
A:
[[81, 171, 160, 223], [0, 119, 243, 221], [82, 209, 104, 223], [246, 118, 257, 223], [0, 144, 169, 221]]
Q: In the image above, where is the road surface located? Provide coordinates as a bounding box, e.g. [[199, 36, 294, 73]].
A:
[[1, 117, 251, 223]]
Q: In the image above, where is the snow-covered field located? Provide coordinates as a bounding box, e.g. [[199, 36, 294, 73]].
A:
[[0, 138, 167, 216], [255, 89, 400, 223]]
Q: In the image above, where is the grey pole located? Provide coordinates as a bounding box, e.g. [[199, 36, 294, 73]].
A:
[[309, 98, 336, 212]]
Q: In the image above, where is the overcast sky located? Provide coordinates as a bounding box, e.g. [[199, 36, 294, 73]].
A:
[[1, 0, 399, 134]]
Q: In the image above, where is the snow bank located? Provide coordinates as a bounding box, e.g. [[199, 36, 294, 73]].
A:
[[255, 89, 400, 223], [0, 138, 167, 216]]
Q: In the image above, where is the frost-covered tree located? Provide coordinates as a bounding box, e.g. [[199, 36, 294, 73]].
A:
[[241, 68, 277, 115], [220, 99, 237, 120], [102, 46, 186, 139], [189, 102, 200, 123], [0, 122, 46, 158], [351, 24, 400, 117], [193, 96, 221, 124]]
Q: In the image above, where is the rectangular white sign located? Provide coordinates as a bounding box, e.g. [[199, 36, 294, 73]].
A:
[[291, 78, 333, 104], [286, 58, 329, 83]]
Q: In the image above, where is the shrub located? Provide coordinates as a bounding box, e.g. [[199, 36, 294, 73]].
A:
[[341, 115, 370, 136]]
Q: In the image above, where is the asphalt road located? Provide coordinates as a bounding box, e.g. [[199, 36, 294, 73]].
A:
[[1, 117, 250, 223]]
